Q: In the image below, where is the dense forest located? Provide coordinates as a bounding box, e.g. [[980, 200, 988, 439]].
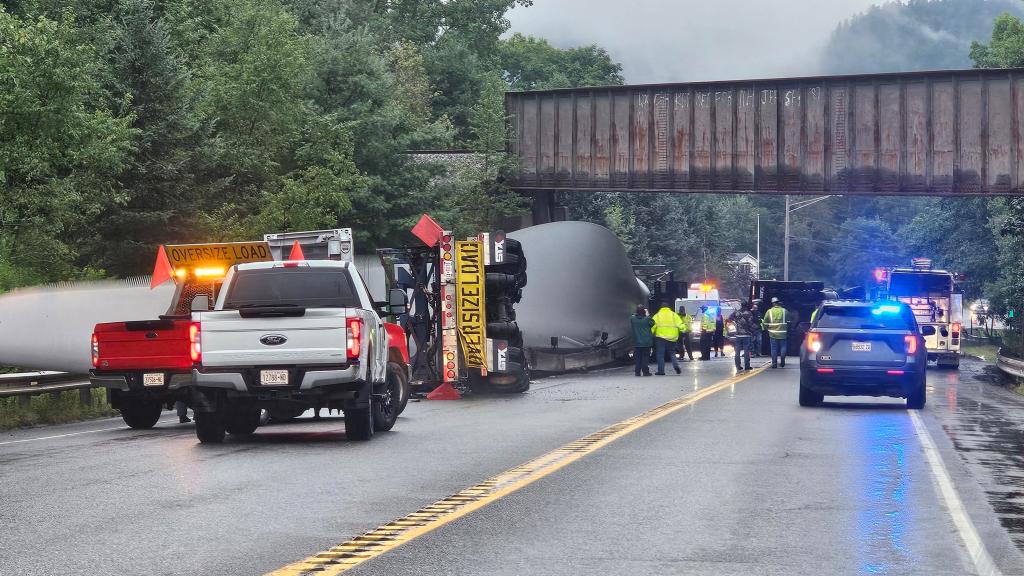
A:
[[0, 0, 622, 289]]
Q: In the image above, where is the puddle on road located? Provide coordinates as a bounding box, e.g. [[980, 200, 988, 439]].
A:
[[933, 363, 1024, 549]]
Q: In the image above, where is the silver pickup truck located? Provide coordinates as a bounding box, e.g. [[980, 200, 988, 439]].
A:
[[189, 260, 408, 443]]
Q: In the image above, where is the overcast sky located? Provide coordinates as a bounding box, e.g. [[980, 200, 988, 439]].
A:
[[507, 0, 887, 83]]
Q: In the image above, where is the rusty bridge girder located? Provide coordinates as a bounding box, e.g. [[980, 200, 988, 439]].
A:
[[506, 68, 1024, 196]]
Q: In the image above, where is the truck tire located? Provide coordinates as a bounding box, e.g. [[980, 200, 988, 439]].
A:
[[939, 355, 960, 370], [389, 362, 410, 416], [373, 365, 404, 432], [120, 399, 163, 430], [226, 407, 261, 436], [798, 373, 823, 407], [195, 411, 226, 444], [344, 406, 374, 441]]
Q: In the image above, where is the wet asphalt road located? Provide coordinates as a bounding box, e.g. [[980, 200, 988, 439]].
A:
[[3, 357, 1024, 575]]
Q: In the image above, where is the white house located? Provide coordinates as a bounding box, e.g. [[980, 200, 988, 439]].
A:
[[725, 252, 759, 279]]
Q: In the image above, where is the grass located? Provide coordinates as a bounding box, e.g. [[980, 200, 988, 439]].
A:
[[962, 340, 1001, 364], [0, 388, 118, 430]]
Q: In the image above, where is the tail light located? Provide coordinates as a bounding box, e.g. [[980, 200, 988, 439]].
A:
[[346, 317, 362, 359], [189, 322, 202, 363], [904, 335, 918, 355], [952, 322, 961, 338], [91, 334, 100, 368], [806, 332, 821, 353]]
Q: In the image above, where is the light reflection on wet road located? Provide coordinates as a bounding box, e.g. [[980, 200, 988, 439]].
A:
[[856, 413, 914, 574]]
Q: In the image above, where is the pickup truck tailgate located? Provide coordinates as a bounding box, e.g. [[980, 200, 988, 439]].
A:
[[199, 309, 350, 367], [94, 319, 193, 370]]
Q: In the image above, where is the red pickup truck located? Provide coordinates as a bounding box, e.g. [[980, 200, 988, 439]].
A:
[[90, 316, 197, 428]]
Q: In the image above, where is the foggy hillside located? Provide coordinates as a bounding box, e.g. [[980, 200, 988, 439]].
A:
[[820, 0, 1024, 74]]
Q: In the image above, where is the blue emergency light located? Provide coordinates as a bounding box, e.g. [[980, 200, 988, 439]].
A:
[[872, 305, 901, 315]]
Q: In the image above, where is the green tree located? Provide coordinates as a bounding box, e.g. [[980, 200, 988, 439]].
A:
[[970, 12, 1024, 67], [0, 7, 135, 288], [499, 33, 623, 90]]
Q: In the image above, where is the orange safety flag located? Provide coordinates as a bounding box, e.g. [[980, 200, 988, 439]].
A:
[[411, 213, 444, 247], [288, 240, 305, 260], [150, 245, 175, 289]]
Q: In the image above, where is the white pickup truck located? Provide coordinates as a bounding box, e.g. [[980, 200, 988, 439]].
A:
[[189, 260, 409, 443]]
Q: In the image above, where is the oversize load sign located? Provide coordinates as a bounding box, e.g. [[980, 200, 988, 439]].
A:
[[164, 242, 272, 269], [455, 241, 486, 369]]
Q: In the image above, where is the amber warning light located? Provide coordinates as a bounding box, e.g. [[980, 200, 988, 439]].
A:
[[150, 241, 273, 288]]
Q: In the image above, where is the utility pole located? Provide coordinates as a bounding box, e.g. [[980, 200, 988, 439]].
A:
[[782, 195, 835, 283], [783, 196, 790, 281]]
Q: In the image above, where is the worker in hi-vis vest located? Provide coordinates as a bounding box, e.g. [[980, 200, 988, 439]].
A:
[[699, 306, 716, 361], [651, 305, 685, 375], [761, 297, 790, 369]]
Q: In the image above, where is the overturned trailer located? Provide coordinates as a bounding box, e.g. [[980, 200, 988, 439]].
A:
[[510, 221, 649, 373]]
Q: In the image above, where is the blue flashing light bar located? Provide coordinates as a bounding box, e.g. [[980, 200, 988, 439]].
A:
[[872, 305, 901, 315]]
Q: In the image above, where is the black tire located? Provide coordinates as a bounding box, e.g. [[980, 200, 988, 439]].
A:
[[907, 373, 927, 410], [344, 405, 374, 441], [225, 407, 261, 436], [798, 373, 824, 407], [268, 406, 306, 422], [373, 365, 404, 432], [390, 362, 410, 416], [194, 411, 226, 443], [120, 399, 163, 429]]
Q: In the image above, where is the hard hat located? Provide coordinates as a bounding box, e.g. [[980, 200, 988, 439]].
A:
[[771, 297, 780, 303]]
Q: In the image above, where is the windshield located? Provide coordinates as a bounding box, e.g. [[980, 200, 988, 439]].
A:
[[889, 272, 952, 297], [223, 268, 359, 309], [816, 305, 914, 330]]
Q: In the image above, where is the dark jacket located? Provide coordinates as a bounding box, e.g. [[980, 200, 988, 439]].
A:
[[630, 314, 655, 347], [729, 309, 757, 336]]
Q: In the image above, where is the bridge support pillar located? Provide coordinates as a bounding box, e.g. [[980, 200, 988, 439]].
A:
[[529, 191, 566, 226]]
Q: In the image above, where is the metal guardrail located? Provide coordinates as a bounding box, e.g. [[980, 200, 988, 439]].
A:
[[0, 372, 94, 402], [996, 350, 1024, 380]]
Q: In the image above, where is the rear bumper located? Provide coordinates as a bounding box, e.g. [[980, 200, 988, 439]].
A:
[[191, 365, 360, 392], [89, 371, 192, 392], [800, 365, 922, 397]]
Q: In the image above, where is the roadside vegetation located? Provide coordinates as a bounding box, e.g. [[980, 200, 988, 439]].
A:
[[0, 389, 117, 429]]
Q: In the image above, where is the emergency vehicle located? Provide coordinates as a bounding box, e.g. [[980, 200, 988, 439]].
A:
[[881, 258, 963, 369]]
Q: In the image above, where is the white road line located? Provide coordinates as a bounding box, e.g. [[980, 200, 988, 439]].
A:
[[910, 410, 1002, 576], [0, 416, 181, 447]]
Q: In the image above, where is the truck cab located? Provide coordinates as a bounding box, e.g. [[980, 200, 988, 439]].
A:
[[885, 261, 962, 369]]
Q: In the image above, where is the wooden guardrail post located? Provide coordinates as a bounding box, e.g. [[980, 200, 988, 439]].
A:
[[79, 387, 92, 406]]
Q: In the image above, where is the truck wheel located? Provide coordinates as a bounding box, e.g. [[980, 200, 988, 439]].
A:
[[344, 406, 374, 441], [389, 362, 410, 416], [194, 411, 226, 444], [907, 373, 927, 410], [373, 366, 403, 432], [120, 399, 163, 429], [226, 407, 261, 436], [798, 373, 823, 407]]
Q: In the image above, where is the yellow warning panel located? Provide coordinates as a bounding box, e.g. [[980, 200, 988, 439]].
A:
[[163, 242, 272, 271], [455, 241, 486, 369]]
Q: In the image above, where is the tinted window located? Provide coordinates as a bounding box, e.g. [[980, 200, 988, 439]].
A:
[[889, 272, 951, 297], [816, 306, 912, 330], [224, 268, 359, 309]]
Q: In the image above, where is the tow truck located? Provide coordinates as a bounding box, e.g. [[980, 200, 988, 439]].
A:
[[90, 241, 273, 429], [879, 258, 963, 369]]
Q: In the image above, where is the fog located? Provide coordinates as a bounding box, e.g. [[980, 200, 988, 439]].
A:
[[507, 0, 886, 83]]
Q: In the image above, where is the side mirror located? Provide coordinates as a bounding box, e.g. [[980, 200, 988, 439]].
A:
[[921, 325, 936, 336], [387, 288, 408, 315], [191, 294, 210, 312]]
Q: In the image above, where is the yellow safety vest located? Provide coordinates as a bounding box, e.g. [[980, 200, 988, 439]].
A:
[[701, 312, 715, 332], [763, 305, 788, 339], [679, 314, 693, 334], [652, 308, 684, 341]]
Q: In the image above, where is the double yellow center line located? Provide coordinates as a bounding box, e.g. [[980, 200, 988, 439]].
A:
[[268, 367, 764, 576]]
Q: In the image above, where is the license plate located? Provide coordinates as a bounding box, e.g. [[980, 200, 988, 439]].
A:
[[260, 370, 289, 386], [852, 342, 872, 352], [142, 373, 164, 387]]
